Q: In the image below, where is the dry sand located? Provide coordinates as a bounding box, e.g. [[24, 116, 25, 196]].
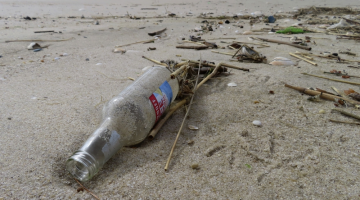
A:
[[2, 0, 360, 199]]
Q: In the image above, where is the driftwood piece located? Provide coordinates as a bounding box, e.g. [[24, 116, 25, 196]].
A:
[[253, 37, 312, 51], [148, 28, 167, 36], [285, 83, 360, 105], [176, 46, 209, 50]]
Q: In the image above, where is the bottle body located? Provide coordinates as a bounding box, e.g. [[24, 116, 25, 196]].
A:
[[66, 66, 179, 181]]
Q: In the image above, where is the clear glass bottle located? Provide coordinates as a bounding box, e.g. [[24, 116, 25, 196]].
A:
[[66, 66, 179, 181]]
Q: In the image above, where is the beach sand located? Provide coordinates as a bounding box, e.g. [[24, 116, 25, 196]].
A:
[[1, 0, 360, 199]]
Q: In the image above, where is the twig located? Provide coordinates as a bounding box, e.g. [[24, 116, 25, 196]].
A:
[[329, 119, 360, 125], [302, 73, 360, 86], [164, 56, 202, 171], [211, 50, 235, 56], [34, 30, 55, 33], [115, 39, 155, 47], [74, 179, 100, 200], [181, 59, 249, 71], [284, 83, 360, 105], [171, 64, 188, 79], [148, 28, 167, 36], [142, 56, 168, 67], [5, 37, 74, 43], [289, 53, 317, 66], [183, 40, 207, 46], [148, 99, 188, 139], [252, 37, 312, 51], [207, 37, 237, 40], [324, 72, 360, 79], [195, 63, 222, 91], [176, 46, 208, 50], [332, 108, 360, 120]]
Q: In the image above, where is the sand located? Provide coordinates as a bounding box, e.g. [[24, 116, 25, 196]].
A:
[[1, 0, 360, 199]]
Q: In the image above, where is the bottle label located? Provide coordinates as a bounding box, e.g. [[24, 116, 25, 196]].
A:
[[149, 81, 173, 122]]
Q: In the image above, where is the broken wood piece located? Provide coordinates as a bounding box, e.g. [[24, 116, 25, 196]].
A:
[[176, 46, 208, 50], [148, 99, 187, 139], [34, 30, 55, 33], [285, 83, 360, 105], [195, 63, 222, 91], [148, 28, 167, 36], [332, 108, 360, 121], [115, 39, 155, 47], [253, 37, 312, 51], [211, 50, 234, 56], [171, 65, 188, 79], [141, 56, 168, 67], [302, 73, 360, 86], [183, 40, 207, 46], [289, 53, 317, 66]]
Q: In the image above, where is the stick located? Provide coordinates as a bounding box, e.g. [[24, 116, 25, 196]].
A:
[[164, 57, 201, 171], [170, 65, 188, 79], [211, 50, 235, 56], [5, 38, 74, 43], [332, 108, 360, 121], [289, 53, 317, 66], [342, 18, 360, 26], [148, 28, 167, 36], [74, 179, 100, 200], [142, 56, 168, 67], [284, 83, 360, 105], [181, 59, 249, 71], [176, 46, 208, 50], [174, 61, 188, 68], [207, 37, 237, 40], [115, 39, 155, 47], [302, 73, 360, 86], [148, 99, 187, 139], [195, 63, 222, 91], [329, 119, 360, 125], [141, 8, 158, 10], [253, 37, 312, 51], [183, 40, 207, 46], [34, 30, 54, 33], [324, 72, 360, 79]]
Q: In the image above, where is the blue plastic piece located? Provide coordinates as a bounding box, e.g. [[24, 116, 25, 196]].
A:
[[268, 16, 276, 23]]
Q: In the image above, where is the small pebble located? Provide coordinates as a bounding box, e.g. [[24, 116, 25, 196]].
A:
[[188, 125, 199, 130], [319, 109, 326, 114], [85, 58, 89, 61], [96, 63, 102, 65], [252, 120, 262, 126], [227, 82, 237, 87], [191, 164, 199, 169], [33, 48, 42, 52], [54, 57, 60, 60]]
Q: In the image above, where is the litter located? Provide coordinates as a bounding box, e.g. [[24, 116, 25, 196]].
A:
[[227, 82, 237, 87], [269, 57, 296, 66]]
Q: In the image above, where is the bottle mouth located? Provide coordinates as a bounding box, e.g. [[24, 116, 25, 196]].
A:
[[66, 151, 98, 182]]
